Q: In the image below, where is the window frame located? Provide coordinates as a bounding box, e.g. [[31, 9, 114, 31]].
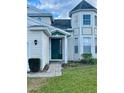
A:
[[83, 14, 91, 25], [83, 37, 92, 53], [74, 38, 78, 54]]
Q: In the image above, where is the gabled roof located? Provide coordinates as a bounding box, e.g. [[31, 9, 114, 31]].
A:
[[52, 19, 71, 29], [28, 17, 51, 36], [69, 0, 96, 17], [27, 4, 53, 22], [28, 17, 71, 36], [28, 13, 53, 22]]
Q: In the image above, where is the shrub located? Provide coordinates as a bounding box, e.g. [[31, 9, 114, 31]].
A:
[[28, 58, 40, 72], [62, 62, 80, 68], [81, 53, 92, 64], [62, 63, 68, 68], [80, 59, 88, 64], [90, 58, 97, 65]]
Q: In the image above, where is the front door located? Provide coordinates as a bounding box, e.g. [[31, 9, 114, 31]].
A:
[[51, 38, 62, 59]]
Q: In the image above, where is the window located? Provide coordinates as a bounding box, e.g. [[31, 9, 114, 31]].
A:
[[74, 38, 78, 53], [95, 15, 97, 26], [83, 37, 91, 53], [83, 14, 91, 25], [95, 38, 97, 53], [74, 46, 78, 53]]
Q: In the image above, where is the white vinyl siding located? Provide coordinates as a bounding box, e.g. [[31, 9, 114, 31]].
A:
[[74, 15, 78, 26], [73, 29, 79, 36]]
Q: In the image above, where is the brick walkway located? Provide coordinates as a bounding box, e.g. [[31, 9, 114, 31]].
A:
[[27, 63, 62, 77]]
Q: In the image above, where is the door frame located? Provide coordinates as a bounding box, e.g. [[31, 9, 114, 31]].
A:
[[50, 37, 64, 61]]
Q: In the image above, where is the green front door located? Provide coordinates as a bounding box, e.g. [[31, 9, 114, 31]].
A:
[[51, 38, 62, 59]]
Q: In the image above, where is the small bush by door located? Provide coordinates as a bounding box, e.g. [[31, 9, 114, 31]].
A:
[[28, 58, 40, 72], [81, 53, 97, 64]]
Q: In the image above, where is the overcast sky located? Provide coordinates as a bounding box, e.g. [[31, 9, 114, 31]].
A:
[[28, 0, 96, 19]]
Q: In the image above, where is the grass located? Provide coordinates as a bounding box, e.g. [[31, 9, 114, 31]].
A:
[[28, 65, 97, 93]]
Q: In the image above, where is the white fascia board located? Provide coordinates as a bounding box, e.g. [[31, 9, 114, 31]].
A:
[[51, 29, 71, 36]]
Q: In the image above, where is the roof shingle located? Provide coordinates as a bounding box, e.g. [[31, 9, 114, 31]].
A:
[[69, 0, 96, 17], [52, 19, 71, 29]]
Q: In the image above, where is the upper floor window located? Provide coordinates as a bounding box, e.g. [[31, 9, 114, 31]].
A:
[[83, 14, 91, 25]]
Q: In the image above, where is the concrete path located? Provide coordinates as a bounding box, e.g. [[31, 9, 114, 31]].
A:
[[27, 63, 62, 77]]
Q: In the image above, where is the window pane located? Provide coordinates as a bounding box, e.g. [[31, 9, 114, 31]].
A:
[[83, 46, 91, 53], [74, 38, 78, 53], [83, 37, 91, 53], [95, 46, 97, 53], [74, 46, 78, 53], [83, 37, 91, 45], [83, 14, 91, 25]]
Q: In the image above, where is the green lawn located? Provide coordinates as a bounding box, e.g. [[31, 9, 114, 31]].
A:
[[28, 65, 97, 93]]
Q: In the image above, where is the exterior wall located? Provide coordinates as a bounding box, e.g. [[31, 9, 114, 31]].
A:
[[27, 30, 42, 59], [67, 32, 74, 61], [27, 29, 49, 70], [41, 31, 49, 69], [71, 12, 81, 60], [71, 11, 97, 60], [71, 12, 80, 28]]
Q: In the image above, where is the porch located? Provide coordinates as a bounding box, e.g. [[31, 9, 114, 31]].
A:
[[49, 31, 68, 63]]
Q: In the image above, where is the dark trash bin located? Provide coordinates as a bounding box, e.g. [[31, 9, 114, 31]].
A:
[[28, 58, 40, 72]]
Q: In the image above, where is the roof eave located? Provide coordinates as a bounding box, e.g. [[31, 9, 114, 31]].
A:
[[69, 9, 97, 17]]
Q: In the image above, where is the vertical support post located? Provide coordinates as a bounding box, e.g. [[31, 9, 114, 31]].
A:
[[64, 36, 68, 63]]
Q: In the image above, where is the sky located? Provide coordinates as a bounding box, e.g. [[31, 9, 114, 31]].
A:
[[28, 0, 96, 19]]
